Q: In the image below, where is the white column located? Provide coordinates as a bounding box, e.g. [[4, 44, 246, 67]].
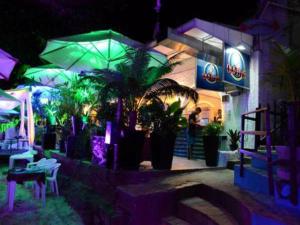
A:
[[19, 100, 26, 137], [26, 91, 35, 146]]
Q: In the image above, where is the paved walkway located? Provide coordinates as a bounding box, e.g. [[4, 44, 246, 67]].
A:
[[118, 169, 300, 225], [140, 156, 208, 170]]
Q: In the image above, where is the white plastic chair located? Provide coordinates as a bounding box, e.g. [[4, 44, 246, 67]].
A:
[[27, 158, 57, 170], [46, 163, 61, 196], [42, 159, 57, 170], [26, 158, 47, 169]]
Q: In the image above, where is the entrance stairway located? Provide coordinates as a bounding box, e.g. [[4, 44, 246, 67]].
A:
[[234, 148, 300, 208], [174, 129, 204, 159], [236, 104, 300, 209]]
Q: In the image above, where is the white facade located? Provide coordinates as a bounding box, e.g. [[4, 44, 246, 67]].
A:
[[154, 18, 260, 149]]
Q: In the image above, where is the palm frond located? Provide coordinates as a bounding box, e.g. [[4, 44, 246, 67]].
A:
[[144, 78, 198, 102]]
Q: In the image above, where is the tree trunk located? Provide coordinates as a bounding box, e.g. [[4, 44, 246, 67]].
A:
[[129, 111, 137, 131], [116, 97, 123, 126]]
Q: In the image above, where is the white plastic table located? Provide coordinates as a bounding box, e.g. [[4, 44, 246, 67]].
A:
[[9, 151, 36, 169], [218, 150, 239, 167], [6, 170, 46, 211]]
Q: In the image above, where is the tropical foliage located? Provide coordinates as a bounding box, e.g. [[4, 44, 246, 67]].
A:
[[45, 77, 98, 126], [202, 121, 223, 136], [139, 100, 187, 136], [83, 48, 198, 129], [226, 129, 240, 150], [265, 41, 300, 101]]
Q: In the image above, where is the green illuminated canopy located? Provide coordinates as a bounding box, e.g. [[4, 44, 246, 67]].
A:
[[0, 88, 19, 101], [24, 64, 78, 87], [40, 30, 145, 73]]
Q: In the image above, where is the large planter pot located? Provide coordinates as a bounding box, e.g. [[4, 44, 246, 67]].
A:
[[275, 146, 300, 182], [66, 135, 89, 159], [42, 132, 56, 150], [151, 132, 177, 170], [203, 136, 219, 167], [59, 139, 66, 153], [71, 116, 83, 136], [118, 129, 146, 170]]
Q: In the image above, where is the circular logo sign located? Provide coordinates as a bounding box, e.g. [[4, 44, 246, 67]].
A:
[[226, 48, 246, 81], [202, 63, 220, 84]]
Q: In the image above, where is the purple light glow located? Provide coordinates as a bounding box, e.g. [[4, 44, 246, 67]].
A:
[[0, 49, 18, 80], [105, 121, 112, 144], [91, 136, 107, 167]]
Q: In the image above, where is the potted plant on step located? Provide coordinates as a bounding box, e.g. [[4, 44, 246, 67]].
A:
[[226, 129, 240, 151], [203, 122, 223, 166]]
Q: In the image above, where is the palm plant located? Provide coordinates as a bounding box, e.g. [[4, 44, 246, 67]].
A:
[[55, 77, 98, 121], [83, 48, 198, 130], [265, 41, 300, 102], [226, 129, 240, 151], [139, 99, 187, 136]]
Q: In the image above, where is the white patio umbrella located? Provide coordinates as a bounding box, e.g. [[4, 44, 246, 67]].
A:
[[40, 30, 167, 73], [0, 48, 18, 80], [0, 88, 19, 101], [24, 64, 78, 87], [0, 109, 19, 115], [0, 89, 20, 111]]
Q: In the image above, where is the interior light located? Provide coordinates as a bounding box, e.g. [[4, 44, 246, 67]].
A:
[[236, 44, 246, 51]]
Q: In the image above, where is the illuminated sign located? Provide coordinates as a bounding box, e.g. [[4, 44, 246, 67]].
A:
[[223, 44, 250, 89], [197, 58, 224, 91]]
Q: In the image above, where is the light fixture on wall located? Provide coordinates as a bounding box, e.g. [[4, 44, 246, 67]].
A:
[[235, 32, 251, 52], [236, 44, 246, 51]]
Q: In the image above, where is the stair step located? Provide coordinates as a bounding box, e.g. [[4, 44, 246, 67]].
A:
[[234, 165, 271, 195], [162, 216, 191, 225], [175, 149, 188, 153], [178, 197, 238, 225]]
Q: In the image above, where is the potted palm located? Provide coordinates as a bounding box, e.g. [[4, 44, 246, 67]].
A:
[[226, 129, 240, 151], [53, 78, 97, 158], [83, 48, 198, 169], [203, 122, 223, 166], [140, 100, 187, 169]]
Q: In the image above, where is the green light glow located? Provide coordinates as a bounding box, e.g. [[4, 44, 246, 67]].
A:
[[0, 119, 20, 133], [24, 64, 78, 87], [40, 30, 138, 73]]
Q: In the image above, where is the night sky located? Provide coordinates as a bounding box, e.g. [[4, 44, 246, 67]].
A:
[[0, 0, 258, 66]]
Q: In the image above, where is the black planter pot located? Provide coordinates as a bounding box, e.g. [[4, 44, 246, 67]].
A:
[[42, 133, 56, 150], [66, 135, 89, 159], [118, 129, 146, 170], [66, 135, 77, 158], [203, 136, 219, 166], [151, 132, 177, 170], [59, 139, 66, 153], [71, 116, 83, 136]]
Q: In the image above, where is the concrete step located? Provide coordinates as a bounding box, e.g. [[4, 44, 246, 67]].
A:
[[251, 156, 277, 172], [234, 164, 270, 195], [178, 197, 239, 225], [161, 216, 191, 225], [174, 153, 187, 157]]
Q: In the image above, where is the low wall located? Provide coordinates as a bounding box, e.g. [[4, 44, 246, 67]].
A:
[[47, 151, 207, 225]]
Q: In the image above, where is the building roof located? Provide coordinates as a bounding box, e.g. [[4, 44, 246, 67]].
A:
[[173, 18, 253, 54]]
